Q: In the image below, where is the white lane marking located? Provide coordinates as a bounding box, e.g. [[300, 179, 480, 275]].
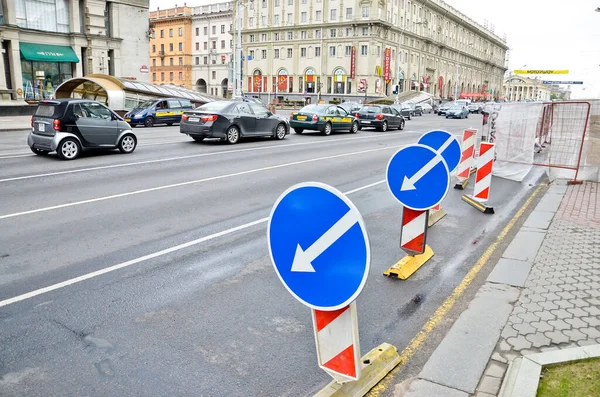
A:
[[0, 146, 400, 220], [0, 134, 402, 183], [0, 178, 387, 308], [0, 154, 35, 159]]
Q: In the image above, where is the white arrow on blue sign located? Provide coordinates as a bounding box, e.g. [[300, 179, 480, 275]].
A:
[[268, 182, 370, 311], [417, 130, 462, 173], [386, 144, 450, 210]]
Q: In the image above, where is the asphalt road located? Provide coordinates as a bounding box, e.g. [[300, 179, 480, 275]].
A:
[[0, 113, 544, 396]]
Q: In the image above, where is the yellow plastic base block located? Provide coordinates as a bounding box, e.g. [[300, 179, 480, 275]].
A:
[[461, 194, 495, 214], [383, 245, 434, 280], [454, 178, 469, 190], [314, 343, 401, 397], [428, 208, 447, 227]]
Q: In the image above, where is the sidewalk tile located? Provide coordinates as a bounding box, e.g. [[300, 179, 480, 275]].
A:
[[404, 379, 468, 397], [477, 376, 501, 395], [486, 258, 533, 288], [502, 231, 546, 262]]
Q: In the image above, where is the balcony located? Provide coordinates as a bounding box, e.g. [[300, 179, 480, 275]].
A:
[[158, 51, 166, 58]]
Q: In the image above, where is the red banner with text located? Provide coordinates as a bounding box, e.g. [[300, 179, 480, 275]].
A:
[[383, 48, 391, 82], [351, 46, 356, 79]]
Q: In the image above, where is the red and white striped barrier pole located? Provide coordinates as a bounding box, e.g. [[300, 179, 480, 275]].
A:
[[461, 142, 495, 214], [454, 128, 477, 190], [312, 303, 361, 383], [428, 204, 447, 227], [385, 207, 434, 279]]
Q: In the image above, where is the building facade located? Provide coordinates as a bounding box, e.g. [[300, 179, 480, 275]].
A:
[[0, 0, 150, 103], [149, 6, 193, 88], [191, 2, 233, 98], [237, 0, 508, 102], [503, 75, 552, 102]]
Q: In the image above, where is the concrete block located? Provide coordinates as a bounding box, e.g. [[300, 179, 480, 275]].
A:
[[535, 193, 565, 213], [502, 231, 546, 262], [523, 210, 555, 230], [487, 258, 533, 288], [419, 283, 520, 394], [403, 379, 468, 397]]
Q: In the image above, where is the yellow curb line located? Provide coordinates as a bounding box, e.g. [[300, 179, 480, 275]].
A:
[[367, 185, 544, 396]]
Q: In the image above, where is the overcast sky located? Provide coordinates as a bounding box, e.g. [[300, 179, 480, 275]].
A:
[[150, 0, 600, 98]]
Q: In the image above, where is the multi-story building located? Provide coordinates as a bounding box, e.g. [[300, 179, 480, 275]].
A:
[[149, 6, 193, 88], [237, 0, 508, 102], [0, 0, 150, 103], [191, 2, 233, 98], [503, 75, 552, 102]]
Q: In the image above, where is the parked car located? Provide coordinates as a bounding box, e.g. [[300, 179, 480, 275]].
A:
[[391, 104, 412, 120], [180, 100, 289, 144], [437, 102, 453, 116], [405, 103, 423, 117], [468, 103, 483, 113], [338, 102, 362, 113], [354, 104, 405, 131], [420, 103, 434, 114], [289, 104, 359, 135], [445, 104, 470, 119], [414, 104, 424, 116], [28, 99, 137, 160], [124, 97, 194, 127]]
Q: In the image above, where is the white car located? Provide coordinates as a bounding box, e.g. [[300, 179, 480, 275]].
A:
[[420, 103, 434, 113]]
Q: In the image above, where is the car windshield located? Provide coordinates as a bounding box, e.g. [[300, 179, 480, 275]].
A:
[[450, 105, 462, 110], [301, 104, 329, 112], [360, 106, 381, 113], [199, 102, 232, 112], [135, 100, 156, 109]]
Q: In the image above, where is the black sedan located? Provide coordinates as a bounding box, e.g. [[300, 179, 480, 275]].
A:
[[180, 101, 289, 144], [290, 104, 359, 135], [355, 104, 405, 131]]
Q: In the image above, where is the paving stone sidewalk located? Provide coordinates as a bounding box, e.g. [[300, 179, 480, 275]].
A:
[[402, 181, 600, 397]]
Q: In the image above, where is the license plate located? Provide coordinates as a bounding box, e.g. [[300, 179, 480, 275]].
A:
[[297, 116, 307, 120], [38, 123, 45, 132], [361, 121, 371, 124], [188, 117, 200, 122], [125, 118, 131, 122]]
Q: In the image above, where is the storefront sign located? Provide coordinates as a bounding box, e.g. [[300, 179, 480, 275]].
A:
[[140, 65, 149, 73], [278, 69, 289, 92], [383, 48, 391, 83], [358, 79, 367, 93], [514, 70, 569, 75], [438, 76, 444, 91], [375, 79, 382, 94], [334, 68, 346, 83], [350, 47, 356, 79]]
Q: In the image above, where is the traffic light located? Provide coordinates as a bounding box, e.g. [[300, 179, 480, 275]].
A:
[[392, 84, 399, 94]]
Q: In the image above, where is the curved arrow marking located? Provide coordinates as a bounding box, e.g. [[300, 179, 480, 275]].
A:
[[291, 210, 359, 272], [400, 136, 455, 191]]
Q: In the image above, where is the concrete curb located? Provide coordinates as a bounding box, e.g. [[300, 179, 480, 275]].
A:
[[498, 344, 600, 397], [403, 181, 569, 397]]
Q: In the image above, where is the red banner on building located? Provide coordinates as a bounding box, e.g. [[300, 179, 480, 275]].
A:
[[350, 47, 356, 79], [383, 48, 391, 83]]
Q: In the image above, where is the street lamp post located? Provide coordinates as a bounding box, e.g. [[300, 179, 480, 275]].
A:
[[233, 0, 244, 99]]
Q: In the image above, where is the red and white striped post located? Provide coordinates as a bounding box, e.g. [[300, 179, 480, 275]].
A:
[[473, 142, 495, 202], [312, 303, 361, 383], [454, 128, 477, 190], [400, 207, 429, 255]]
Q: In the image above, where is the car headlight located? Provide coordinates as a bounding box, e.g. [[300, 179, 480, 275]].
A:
[[133, 114, 144, 119]]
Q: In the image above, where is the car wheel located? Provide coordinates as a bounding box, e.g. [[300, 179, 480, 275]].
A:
[[226, 125, 240, 144], [294, 128, 303, 134], [446, 115, 450, 119], [380, 121, 388, 132], [57, 138, 80, 160], [399, 119, 405, 130], [274, 123, 287, 140], [408, 114, 412, 120], [192, 137, 205, 142], [350, 121, 359, 134], [30, 147, 50, 156], [322, 122, 332, 136], [144, 117, 155, 128], [118, 133, 137, 153]]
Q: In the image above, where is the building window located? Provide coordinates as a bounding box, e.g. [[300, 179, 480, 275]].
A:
[[212, 57, 216, 64], [315, 10, 321, 21], [160, 29, 164, 38], [346, 27, 353, 36], [275, 0, 280, 5], [161, 72, 164, 81], [212, 41, 216, 49], [196, 27, 199, 36], [204, 56, 208, 64], [261, 15, 266, 26], [104, 2, 112, 37], [221, 24, 225, 33], [170, 58, 174, 66], [287, 48, 293, 58], [346, 8, 352, 19], [330, 9, 337, 20], [179, 42, 183, 51], [179, 57, 183, 65], [169, 43, 174, 51], [274, 15, 280, 24], [301, 31, 307, 40], [301, 12, 307, 22], [179, 27, 183, 36], [287, 32, 293, 40], [362, 6, 369, 17], [169, 72, 174, 81], [152, 59, 156, 66], [249, 17, 254, 27], [315, 46, 321, 56], [221, 40, 226, 49], [15, 0, 70, 32], [152, 72, 156, 81], [249, 0, 254, 9], [250, 34, 255, 42], [204, 42, 208, 50], [212, 26, 216, 35], [152, 45, 156, 53], [249, 50, 255, 59], [345, 46, 352, 56], [287, 13, 292, 23], [262, 49, 267, 59], [288, 0, 293, 4], [179, 72, 182, 80], [329, 46, 335, 56], [274, 33, 280, 40], [301, 47, 306, 57], [262, 0, 266, 7], [196, 43, 199, 50], [274, 49, 280, 58], [204, 26, 208, 35], [212, 71, 216, 79], [195, 57, 199, 65], [361, 45, 367, 55], [169, 29, 173, 37], [262, 33, 267, 41], [302, 0, 306, 3], [330, 29, 336, 38], [362, 27, 368, 36]]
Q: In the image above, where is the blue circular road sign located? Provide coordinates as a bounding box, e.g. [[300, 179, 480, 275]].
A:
[[418, 130, 461, 173], [386, 144, 450, 210], [268, 182, 370, 311]]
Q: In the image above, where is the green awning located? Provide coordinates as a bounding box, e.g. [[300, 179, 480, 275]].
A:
[[20, 42, 80, 63]]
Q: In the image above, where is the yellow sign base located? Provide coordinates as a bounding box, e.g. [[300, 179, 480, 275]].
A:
[[314, 343, 401, 397], [383, 245, 434, 280], [428, 208, 447, 228], [461, 195, 495, 214]]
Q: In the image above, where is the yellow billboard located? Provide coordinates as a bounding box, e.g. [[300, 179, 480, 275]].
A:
[[514, 70, 569, 75]]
